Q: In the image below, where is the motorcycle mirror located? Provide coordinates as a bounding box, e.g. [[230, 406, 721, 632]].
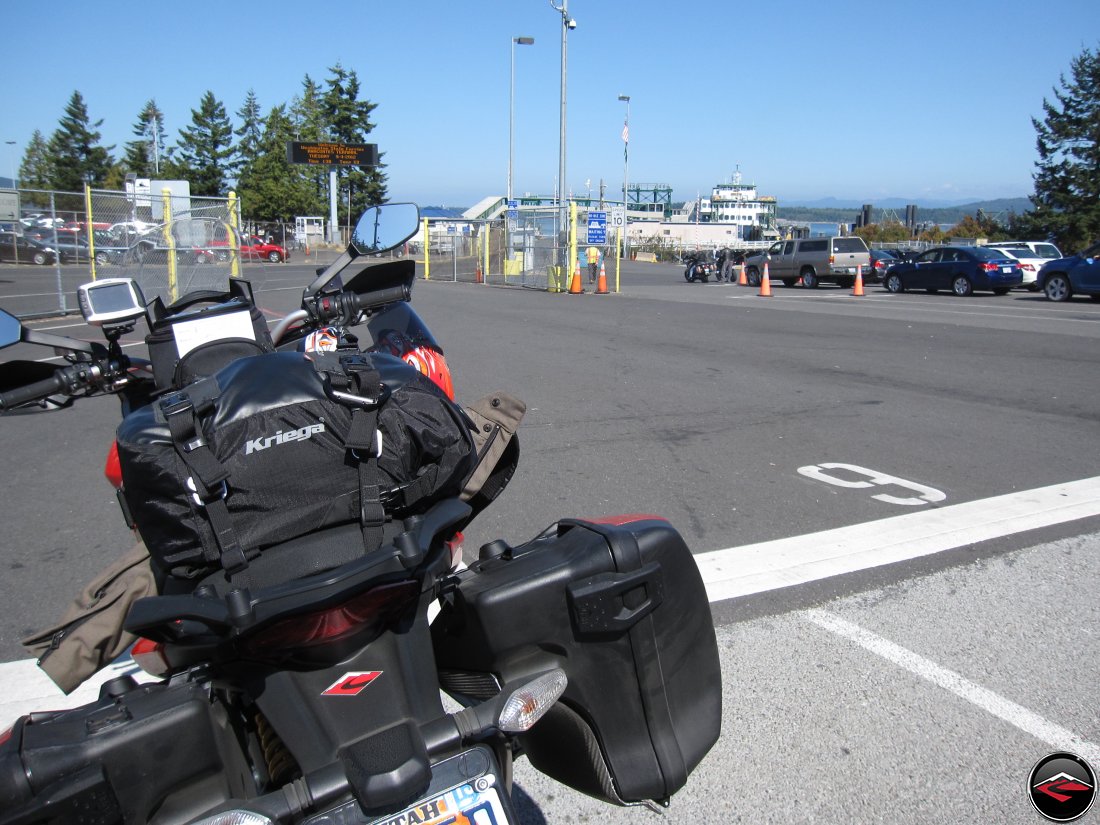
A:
[[350, 203, 420, 256], [303, 203, 421, 300], [0, 309, 20, 350]]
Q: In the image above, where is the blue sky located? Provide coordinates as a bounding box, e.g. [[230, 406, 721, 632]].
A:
[[2, 1, 1098, 208]]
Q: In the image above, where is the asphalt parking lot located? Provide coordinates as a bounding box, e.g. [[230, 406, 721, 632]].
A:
[[2, 257, 1099, 822]]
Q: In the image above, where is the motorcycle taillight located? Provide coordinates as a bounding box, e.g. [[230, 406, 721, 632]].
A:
[[132, 636, 170, 677], [104, 440, 123, 489], [242, 579, 421, 660]]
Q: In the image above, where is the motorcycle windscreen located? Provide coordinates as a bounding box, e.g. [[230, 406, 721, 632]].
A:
[[367, 302, 454, 399]]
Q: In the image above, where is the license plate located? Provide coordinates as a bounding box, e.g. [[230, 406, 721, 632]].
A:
[[307, 775, 510, 825], [1002, 266, 1013, 274]]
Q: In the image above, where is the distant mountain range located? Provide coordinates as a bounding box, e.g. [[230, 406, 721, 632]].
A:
[[776, 197, 1033, 224], [781, 196, 1031, 210]]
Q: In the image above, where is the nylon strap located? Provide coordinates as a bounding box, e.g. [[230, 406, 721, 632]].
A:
[[162, 396, 250, 577], [334, 355, 387, 553]]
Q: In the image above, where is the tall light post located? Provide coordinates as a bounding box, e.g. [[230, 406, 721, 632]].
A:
[[4, 141, 16, 189], [618, 95, 630, 259], [550, 0, 575, 258], [508, 35, 534, 261]]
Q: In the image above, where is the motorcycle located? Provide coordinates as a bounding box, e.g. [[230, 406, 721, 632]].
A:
[[0, 203, 721, 824], [682, 250, 714, 283]]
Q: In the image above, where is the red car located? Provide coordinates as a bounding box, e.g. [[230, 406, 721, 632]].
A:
[[212, 234, 289, 263]]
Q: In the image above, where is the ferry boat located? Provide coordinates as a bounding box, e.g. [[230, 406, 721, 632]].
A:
[[696, 170, 778, 239]]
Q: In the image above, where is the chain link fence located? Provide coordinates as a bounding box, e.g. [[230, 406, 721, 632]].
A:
[[414, 208, 581, 292], [414, 218, 501, 285], [499, 206, 573, 291], [1, 186, 239, 316]]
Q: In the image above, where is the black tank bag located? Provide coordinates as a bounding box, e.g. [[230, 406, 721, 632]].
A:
[[143, 280, 274, 392], [115, 350, 477, 590]]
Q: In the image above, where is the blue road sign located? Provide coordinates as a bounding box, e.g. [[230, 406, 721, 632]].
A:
[[587, 211, 607, 244]]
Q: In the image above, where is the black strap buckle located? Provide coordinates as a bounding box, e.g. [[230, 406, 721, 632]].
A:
[[186, 476, 229, 507], [160, 393, 193, 419]]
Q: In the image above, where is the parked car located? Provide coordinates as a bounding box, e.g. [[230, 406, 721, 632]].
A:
[[211, 234, 289, 263], [108, 221, 158, 243], [1034, 241, 1100, 302], [90, 231, 130, 264], [129, 238, 217, 266], [743, 235, 870, 288], [51, 235, 93, 263], [987, 245, 1044, 290], [985, 239, 1062, 261], [881, 246, 1023, 296], [868, 249, 901, 283], [0, 233, 59, 265]]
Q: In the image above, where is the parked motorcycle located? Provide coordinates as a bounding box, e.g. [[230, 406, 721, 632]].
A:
[[682, 250, 714, 283], [0, 204, 721, 825]]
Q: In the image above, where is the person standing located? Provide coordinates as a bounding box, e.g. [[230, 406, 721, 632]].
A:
[[586, 244, 601, 284]]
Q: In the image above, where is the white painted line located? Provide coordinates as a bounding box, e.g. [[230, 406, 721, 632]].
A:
[[805, 609, 1100, 765], [696, 476, 1100, 602], [4, 478, 1100, 729], [0, 657, 150, 726]]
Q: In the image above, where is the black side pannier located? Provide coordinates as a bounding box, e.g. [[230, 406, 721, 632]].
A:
[[0, 681, 247, 823], [115, 350, 477, 588], [430, 517, 722, 806]]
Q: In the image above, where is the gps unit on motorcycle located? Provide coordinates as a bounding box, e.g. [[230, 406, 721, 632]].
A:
[[77, 277, 147, 327]]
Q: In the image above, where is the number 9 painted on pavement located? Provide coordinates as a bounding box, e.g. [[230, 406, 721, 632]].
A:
[[797, 463, 946, 506]]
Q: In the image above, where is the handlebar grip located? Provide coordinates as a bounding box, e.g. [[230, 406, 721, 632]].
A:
[[0, 371, 66, 409], [353, 284, 410, 313]]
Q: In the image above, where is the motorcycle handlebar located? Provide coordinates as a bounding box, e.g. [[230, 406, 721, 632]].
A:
[[0, 355, 141, 411], [277, 285, 412, 345], [0, 371, 66, 409]]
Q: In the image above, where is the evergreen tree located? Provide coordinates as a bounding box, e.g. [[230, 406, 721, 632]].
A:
[[174, 91, 235, 196], [19, 130, 53, 191], [290, 75, 329, 207], [1016, 44, 1100, 253], [237, 105, 319, 221], [125, 100, 168, 178], [233, 89, 264, 182], [47, 91, 114, 192], [322, 63, 387, 218], [290, 75, 325, 141]]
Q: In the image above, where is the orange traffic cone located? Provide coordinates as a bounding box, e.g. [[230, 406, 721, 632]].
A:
[[569, 260, 584, 294], [738, 264, 747, 286], [759, 261, 772, 297], [475, 261, 483, 284], [852, 265, 864, 296], [595, 259, 609, 294]]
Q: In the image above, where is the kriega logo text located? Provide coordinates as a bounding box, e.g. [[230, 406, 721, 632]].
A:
[[245, 423, 325, 455]]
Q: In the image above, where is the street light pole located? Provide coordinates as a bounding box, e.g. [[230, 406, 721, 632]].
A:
[[508, 36, 534, 263], [4, 141, 16, 189], [550, 0, 574, 261], [618, 95, 630, 259]]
